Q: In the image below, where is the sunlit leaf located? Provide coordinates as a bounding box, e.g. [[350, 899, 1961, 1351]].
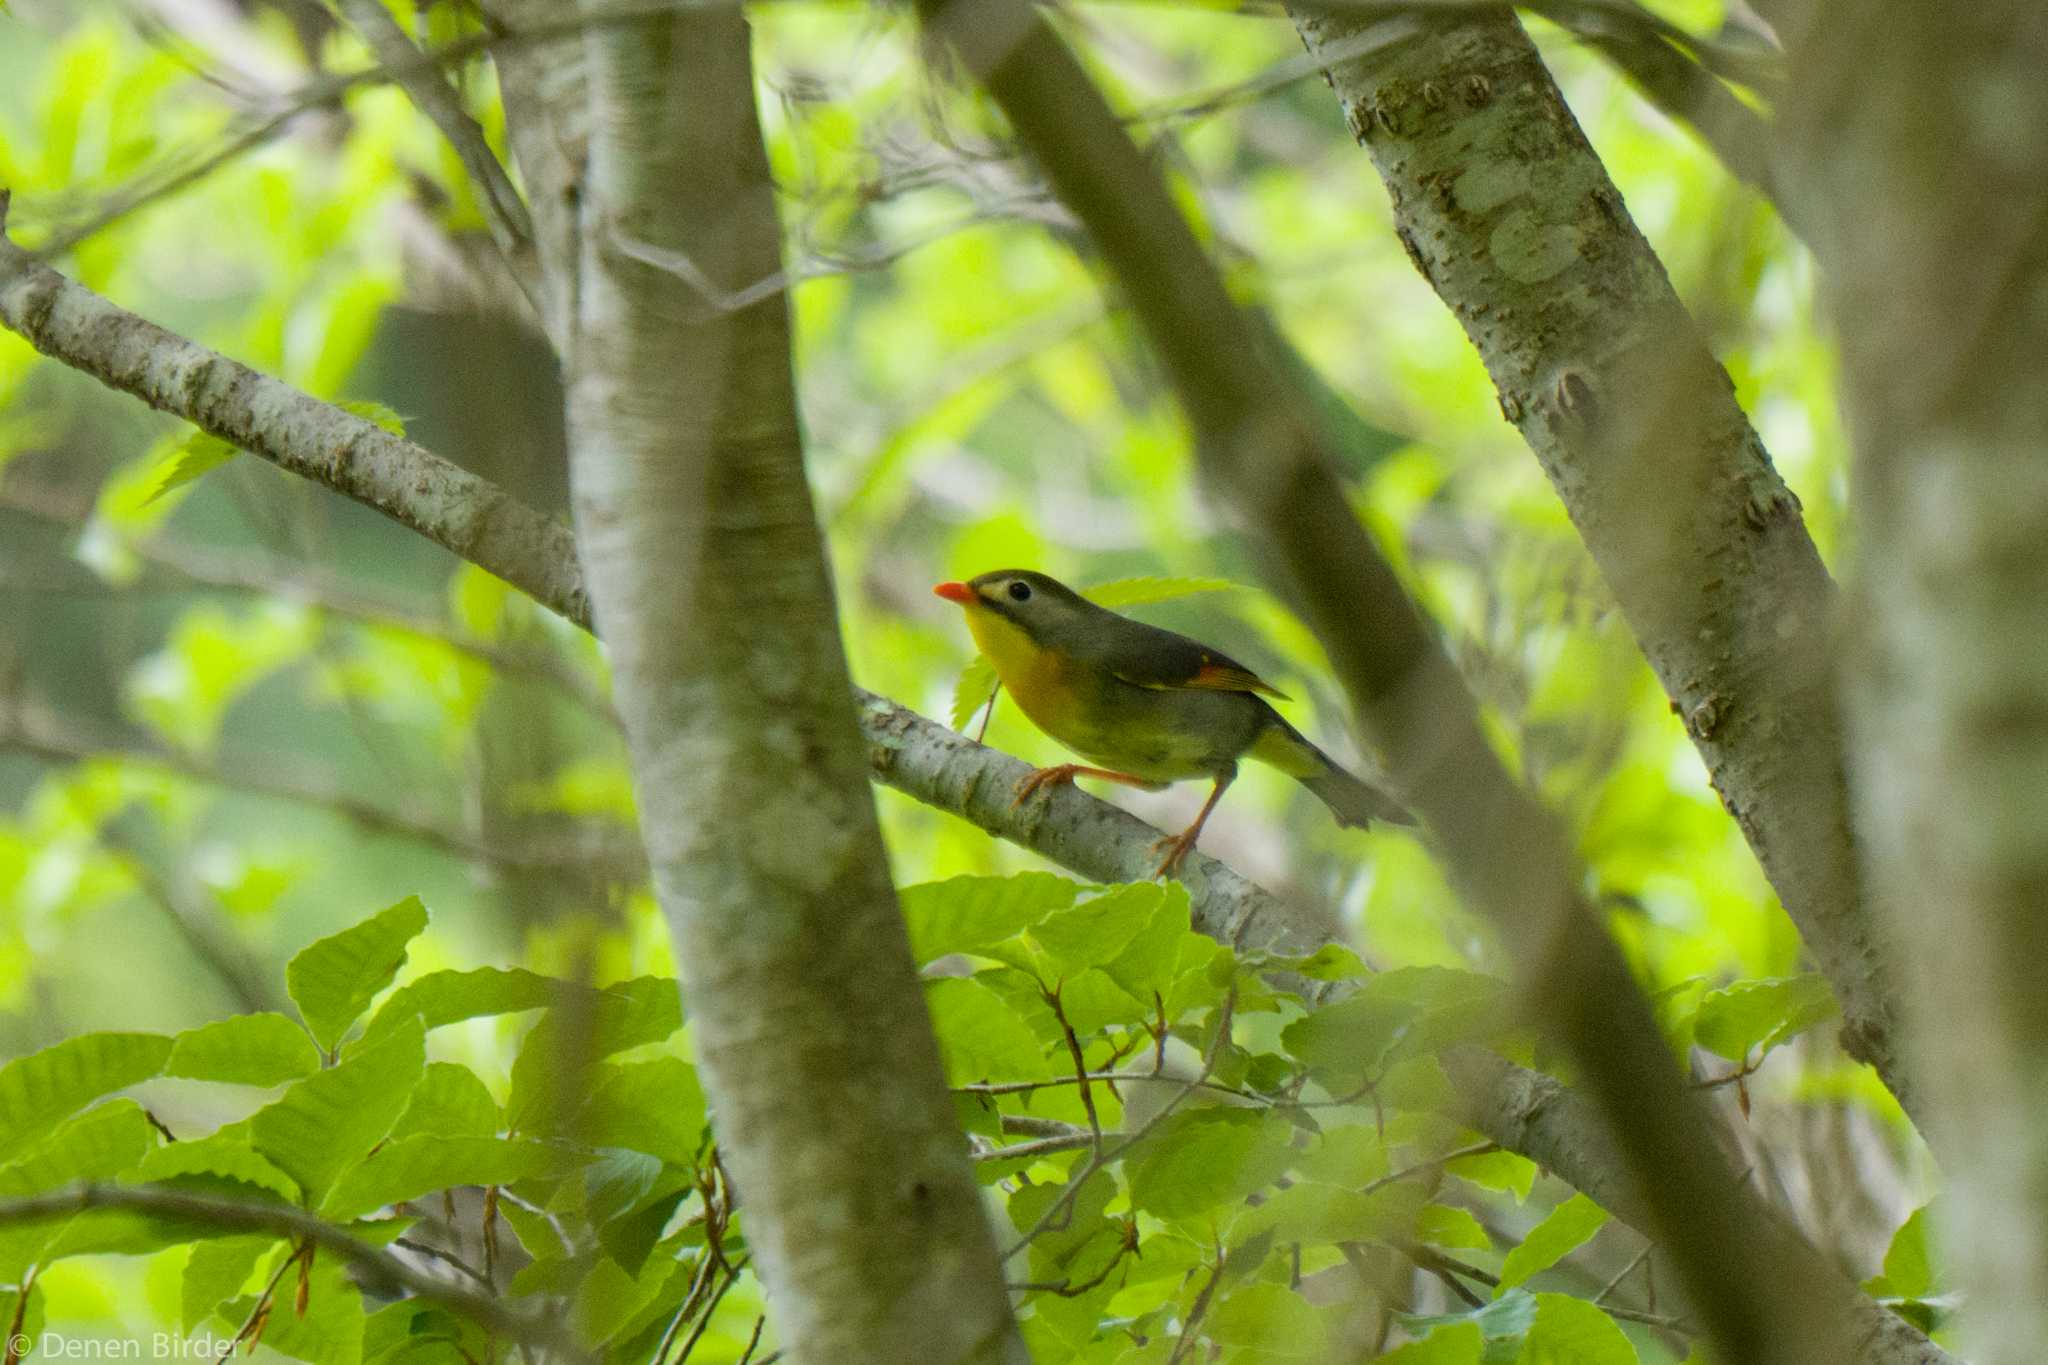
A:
[[1694, 974, 1838, 1062], [286, 895, 430, 1052], [1497, 1194, 1608, 1294], [0, 1032, 172, 1152]]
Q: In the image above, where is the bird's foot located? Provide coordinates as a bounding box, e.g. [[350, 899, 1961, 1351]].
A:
[[1148, 828, 1200, 881], [1013, 764, 1083, 807]]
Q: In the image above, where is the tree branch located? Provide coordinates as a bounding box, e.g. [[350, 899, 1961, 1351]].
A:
[[1281, 5, 1915, 1123], [335, 0, 542, 313], [0, 168, 1944, 1365], [913, 4, 1872, 1361]]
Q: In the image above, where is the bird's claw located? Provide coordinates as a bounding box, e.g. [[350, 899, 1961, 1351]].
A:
[[1148, 831, 1197, 881], [1012, 764, 1079, 808]]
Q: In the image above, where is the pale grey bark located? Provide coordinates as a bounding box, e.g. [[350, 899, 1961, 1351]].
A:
[[1284, 6, 1918, 1125], [527, 5, 1023, 1361], [1786, 4, 2048, 1355], [915, 4, 1867, 1361]]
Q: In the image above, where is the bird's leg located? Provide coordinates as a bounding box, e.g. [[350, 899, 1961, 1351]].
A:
[[1013, 763, 1160, 806], [1151, 769, 1235, 879]]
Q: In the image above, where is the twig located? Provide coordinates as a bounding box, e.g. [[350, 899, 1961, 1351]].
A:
[[1596, 1243, 1652, 1305], [1045, 983, 1105, 1159], [0, 1184, 586, 1358]]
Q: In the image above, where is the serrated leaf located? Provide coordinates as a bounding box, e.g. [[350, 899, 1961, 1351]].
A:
[[1129, 1110, 1292, 1221], [1231, 1179, 1424, 1247], [1497, 1194, 1607, 1294], [0, 1100, 157, 1197], [133, 1133, 300, 1203], [322, 1135, 586, 1220], [364, 966, 565, 1039], [573, 1057, 706, 1164], [1445, 1148, 1537, 1203], [1694, 974, 1838, 1062], [1520, 1292, 1637, 1364], [1102, 883, 1193, 1001], [287, 896, 430, 1052], [506, 977, 683, 1131], [166, 1013, 320, 1087], [389, 1062, 500, 1141], [1207, 1281, 1327, 1357], [0, 1032, 173, 1151], [139, 429, 239, 505], [1416, 1203, 1492, 1251], [1079, 576, 1238, 609], [951, 654, 1001, 730], [1030, 882, 1172, 976], [925, 977, 1050, 1085], [1282, 967, 1505, 1084], [900, 873, 1078, 964], [250, 1016, 426, 1204]]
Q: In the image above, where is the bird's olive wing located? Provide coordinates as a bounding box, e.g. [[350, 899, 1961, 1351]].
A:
[[1096, 618, 1290, 700]]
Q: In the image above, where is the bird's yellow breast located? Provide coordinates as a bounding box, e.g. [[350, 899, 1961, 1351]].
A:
[[963, 603, 1088, 738]]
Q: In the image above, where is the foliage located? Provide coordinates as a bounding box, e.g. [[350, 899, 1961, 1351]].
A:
[[0, 888, 1765, 1360], [0, 0, 1938, 1358]]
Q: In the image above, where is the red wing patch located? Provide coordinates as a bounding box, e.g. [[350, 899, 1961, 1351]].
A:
[[1185, 661, 1290, 699]]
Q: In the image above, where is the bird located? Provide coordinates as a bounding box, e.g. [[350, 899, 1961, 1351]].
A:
[[933, 569, 1411, 877]]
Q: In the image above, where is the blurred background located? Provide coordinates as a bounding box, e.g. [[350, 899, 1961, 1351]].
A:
[[0, 0, 1923, 1350]]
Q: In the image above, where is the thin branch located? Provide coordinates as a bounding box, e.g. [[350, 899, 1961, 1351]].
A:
[[0, 1184, 586, 1358], [334, 0, 540, 307]]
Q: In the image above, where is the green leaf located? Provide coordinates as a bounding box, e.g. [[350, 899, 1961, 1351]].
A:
[[1101, 882, 1193, 1002], [1381, 1321, 1484, 1363], [139, 428, 239, 505], [322, 1135, 585, 1220], [183, 1236, 275, 1333], [222, 1246, 365, 1365], [1079, 576, 1238, 609], [166, 1012, 320, 1087], [951, 654, 1001, 730], [388, 1061, 500, 1141], [0, 1031, 173, 1151], [249, 1016, 426, 1204], [338, 398, 408, 436], [1282, 967, 1505, 1084], [505, 977, 683, 1131], [1416, 1203, 1493, 1251], [1231, 1179, 1425, 1247], [1877, 1205, 1939, 1299], [132, 1133, 300, 1203], [287, 896, 431, 1052], [1694, 974, 1839, 1062], [1446, 1148, 1538, 1203], [900, 873, 1078, 964], [0, 1100, 157, 1199], [1497, 1194, 1607, 1294], [925, 976, 1050, 1085], [1128, 1110, 1292, 1221], [573, 1057, 707, 1164], [1206, 1281, 1328, 1358], [364, 966, 565, 1039], [1520, 1293, 1637, 1364], [1028, 882, 1173, 977]]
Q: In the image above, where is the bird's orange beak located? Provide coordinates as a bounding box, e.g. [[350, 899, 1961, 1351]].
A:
[[933, 581, 974, 605]]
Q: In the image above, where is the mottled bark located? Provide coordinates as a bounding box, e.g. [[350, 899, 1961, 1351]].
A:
[[1785, 3, 2048, 1355], [1285, 7, 1916, 1123], [916, 3, 1863, 1360], [537, 6, 1024, 1361]]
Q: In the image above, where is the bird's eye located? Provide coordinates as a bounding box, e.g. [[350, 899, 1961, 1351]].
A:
[[1007, 580, 1032, 603]]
